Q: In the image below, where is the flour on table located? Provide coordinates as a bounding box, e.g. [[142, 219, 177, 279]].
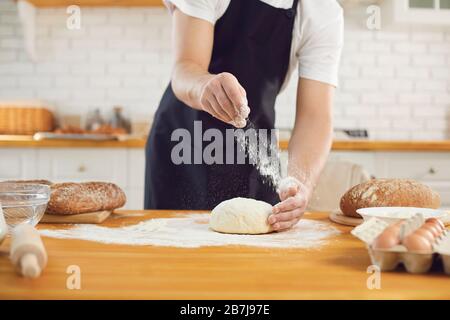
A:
[[39, 214, 339, 249]]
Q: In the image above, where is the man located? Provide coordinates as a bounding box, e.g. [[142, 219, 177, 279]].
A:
[[145, 0, 343, 231]]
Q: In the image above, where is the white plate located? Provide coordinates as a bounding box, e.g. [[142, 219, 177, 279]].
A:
[[356, 207, 448, 224]]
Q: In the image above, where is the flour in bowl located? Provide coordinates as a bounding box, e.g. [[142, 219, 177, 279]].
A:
[[39, 214, 339, 249]]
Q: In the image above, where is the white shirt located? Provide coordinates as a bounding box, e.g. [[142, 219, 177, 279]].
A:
[[164, 0, 343, 89]]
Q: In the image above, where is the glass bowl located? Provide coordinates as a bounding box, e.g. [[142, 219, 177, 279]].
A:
[[0, 183, 50, 229]]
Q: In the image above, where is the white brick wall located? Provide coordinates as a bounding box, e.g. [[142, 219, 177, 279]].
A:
[[0, 0, 449, 139], [329, 12, 449, 140]]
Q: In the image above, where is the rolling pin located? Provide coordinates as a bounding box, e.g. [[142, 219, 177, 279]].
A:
[[10, 224, 48, 278]]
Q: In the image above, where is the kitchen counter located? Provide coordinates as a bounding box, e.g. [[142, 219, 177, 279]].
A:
[[2, 135, 450, 151], [0, 135, 145, 148], [0, 210, 449, 300]]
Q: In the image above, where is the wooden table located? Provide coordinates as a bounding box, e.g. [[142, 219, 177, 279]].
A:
[[0, 210, 449, 300]]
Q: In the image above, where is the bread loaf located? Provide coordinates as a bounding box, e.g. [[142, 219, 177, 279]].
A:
[[340, 179, 441, 218], [46, 182, 126, 215]]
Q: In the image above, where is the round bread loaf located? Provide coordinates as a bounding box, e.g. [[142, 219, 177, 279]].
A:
[[46, 182, 126, 215], [340, 179, 441, 218]]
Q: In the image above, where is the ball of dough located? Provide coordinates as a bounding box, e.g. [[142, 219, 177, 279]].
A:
[[210, 197, 273, 234]]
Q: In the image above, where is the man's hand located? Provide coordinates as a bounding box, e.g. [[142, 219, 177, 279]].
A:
[[199, 72, 250, 127], [268, 177, 311, 231]]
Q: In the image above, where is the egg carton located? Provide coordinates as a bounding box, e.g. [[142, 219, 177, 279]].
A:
[[352, 215, 450, 274], [436, 235, 450, 275], [0, 204, 7, 244]]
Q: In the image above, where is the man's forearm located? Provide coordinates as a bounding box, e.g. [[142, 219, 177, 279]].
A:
[[170, 8, 214, 111], [287, 113, 333, 194], [170, 10, 249, 125], [172, 61, 212, 110]]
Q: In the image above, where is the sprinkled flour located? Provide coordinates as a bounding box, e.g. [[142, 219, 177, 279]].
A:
[[235, 121, 281, 188], [39, 214, 339, 248]]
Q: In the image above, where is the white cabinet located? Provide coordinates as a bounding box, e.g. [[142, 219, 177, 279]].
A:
[[375, 152, 450, 181], [126, 149, 146, 210], [127, 149, 145, 188], [0, 149, 38, 180], [1, 147, 449, 210], [375, 152, 450, 207], [37, 148, 127, 186], [0, 148, 144, 210]]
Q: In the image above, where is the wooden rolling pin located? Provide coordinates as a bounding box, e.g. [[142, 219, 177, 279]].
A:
[[10, 224, 48, 278]]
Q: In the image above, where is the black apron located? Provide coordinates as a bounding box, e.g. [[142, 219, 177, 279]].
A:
[[145, 0, 299, 210]]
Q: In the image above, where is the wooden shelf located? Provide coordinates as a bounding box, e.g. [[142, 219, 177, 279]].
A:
[[0, 135, 146, 148], [2, 135, 450, 151], [27, 0, 163, 7]]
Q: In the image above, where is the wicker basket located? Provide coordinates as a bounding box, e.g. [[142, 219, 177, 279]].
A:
[[0, 107, 54, 135]]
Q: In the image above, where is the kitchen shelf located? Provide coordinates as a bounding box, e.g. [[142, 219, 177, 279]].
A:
[[2, 135, 450, 151], [26, 0, 163, 7]]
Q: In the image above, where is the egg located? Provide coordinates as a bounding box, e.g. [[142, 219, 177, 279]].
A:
[[425, 218, 445, 232], [422, 222, 442, 238], [413, 228, 435, 243], [372, 225, 400, 249], [402, 234, 433, 253], [388, 223, 403, 235]]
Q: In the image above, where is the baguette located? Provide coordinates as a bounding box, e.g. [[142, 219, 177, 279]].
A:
[[46, 182, 126, 215], [340, 179, 441, 218]]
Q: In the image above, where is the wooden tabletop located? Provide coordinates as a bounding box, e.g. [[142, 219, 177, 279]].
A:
[[0, 210, 449, 300], [2, 135, 450, 151]]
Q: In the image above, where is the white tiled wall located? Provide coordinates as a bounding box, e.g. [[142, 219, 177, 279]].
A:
[[0, 0, 449, 139]]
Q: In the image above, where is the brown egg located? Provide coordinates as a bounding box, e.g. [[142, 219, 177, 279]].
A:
[[413, 228, 435, 243], [402, 234, 433, 253], [422, 222, 442, 237], [372, 226, 400, 249], [425, 218, 445, 232], [386, 224, 403, 236]]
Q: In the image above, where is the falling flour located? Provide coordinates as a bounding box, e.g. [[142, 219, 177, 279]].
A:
[[39, 213, 339, 249], [235, 121, 281, 188]]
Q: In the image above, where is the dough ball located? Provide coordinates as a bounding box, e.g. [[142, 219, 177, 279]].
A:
[[210, 197, 273, 234]]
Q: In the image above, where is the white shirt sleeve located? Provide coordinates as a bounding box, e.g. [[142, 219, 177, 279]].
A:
[[164, 0, 227, 25], [297, 1, 344, 87]]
